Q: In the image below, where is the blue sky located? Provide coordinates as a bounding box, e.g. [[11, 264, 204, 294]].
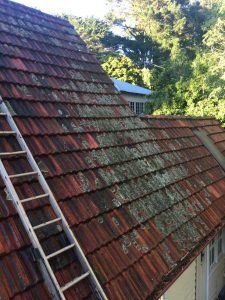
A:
[[13, 0, 109, 18]]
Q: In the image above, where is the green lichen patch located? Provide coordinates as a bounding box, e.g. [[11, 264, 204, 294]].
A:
[[4, 187, 12, 201], [77, 171, 92, 193], [76, 105, 133, 119], [112, 216, 120, 226], [172, 221, 201, 252], [161, 243, 177, 269], [94, 129, 151, 149], [120, 229, 150, 255]]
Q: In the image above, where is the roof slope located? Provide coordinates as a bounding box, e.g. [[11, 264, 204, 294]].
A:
[[0, 1, 225, 299], [111, 78, 151, 95]]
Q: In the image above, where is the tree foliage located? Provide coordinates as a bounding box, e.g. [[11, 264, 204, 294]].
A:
[[68, 14, 153, 87], [102, 56, 145, 85], [68, 0, 225, 124], [123, 0, 225, 124], [67, 16, 112, 60]]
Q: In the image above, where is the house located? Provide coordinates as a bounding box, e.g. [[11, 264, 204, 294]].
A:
[[111, 78, 151, 115], [1, 1, 225, 299]]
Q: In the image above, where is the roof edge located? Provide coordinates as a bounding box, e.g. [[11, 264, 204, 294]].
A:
[[153, 222, 225, 299], [143, 115, 217, 121], [8, 0, 71, 26]]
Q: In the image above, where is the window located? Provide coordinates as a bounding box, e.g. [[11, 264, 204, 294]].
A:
[[129, 102, 135, 112], [209, 238, 215, 266], [218, 230, 223, 256], [129, 101, 145, 115], [208, 231, 224, 270], [136, 102, 144, 114]]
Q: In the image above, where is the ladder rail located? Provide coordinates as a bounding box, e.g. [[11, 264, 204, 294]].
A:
[[0, 98, 107, 300], [0, 159, 65, 300]]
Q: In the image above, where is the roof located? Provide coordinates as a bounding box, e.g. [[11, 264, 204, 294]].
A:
[[1, 1, 225, 299], [111, 78, 151, 95]]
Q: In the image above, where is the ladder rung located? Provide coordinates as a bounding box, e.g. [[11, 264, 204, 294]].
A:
[[9, 171, 38, 179], [0, 150, 26, 158], [46, 243, 75, 260], [61, 272, 90, 292], [0, 113, 7, 116], [0, 131, 16, 136], [20, 193, 49, 203], [33, 217, 61, 230]]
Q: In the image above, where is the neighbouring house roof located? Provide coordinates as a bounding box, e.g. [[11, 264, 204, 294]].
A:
[[111, 78, 151, 96], [1, 1, 225, 299]]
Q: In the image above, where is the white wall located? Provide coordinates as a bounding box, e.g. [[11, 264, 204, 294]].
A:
[[208, 255, 225, 299], [161, 261, 196, 300], [196, 253, 207, 300], [121, 93, 149, 104]]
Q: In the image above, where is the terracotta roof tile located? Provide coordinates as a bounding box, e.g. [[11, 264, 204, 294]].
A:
[[1, 0, 225, 299]]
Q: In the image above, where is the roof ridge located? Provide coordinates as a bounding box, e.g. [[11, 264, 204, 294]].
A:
[[143, 115, 217, 120], [4, 0, 70, 26], [0, 9, 84, 46]]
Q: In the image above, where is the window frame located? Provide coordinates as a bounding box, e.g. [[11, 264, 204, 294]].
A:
[[208, 229, 224, 272], [209, 238, 215, 267], [129, 101, 135, 113], [135, 102, 144, 115], [217, 229, 223, 257]]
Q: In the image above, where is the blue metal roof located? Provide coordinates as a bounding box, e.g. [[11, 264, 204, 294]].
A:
[[111, 78, 151, 95]]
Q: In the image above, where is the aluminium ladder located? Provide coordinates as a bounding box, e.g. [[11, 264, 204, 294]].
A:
[[0, 98, 107, 300]]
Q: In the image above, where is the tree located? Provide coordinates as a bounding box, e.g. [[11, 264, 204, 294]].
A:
[[106, 0, 209, 115], [184, 0, 225, 123], [103, 29, 162, 68], [67, 16, 112, 60], [67, 14, 155, 87], [108, 0, 188, 57], [68, 1, 225, 124], [114, 0, 225, 123], [102, 55, 145, 85], [146, 51, 192, 115]]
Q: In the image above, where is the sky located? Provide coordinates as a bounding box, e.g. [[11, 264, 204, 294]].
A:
[[13, 0, 109, 18]]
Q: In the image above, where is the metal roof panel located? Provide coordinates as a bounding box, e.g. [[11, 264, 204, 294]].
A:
[[111, 78, 151, 95]]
